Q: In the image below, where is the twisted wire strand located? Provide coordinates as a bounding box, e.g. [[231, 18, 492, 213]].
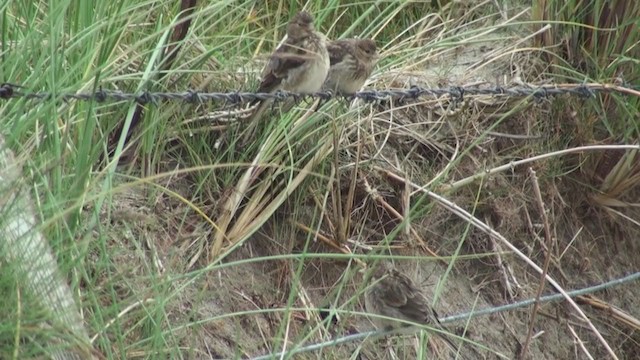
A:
[[2, 82, 637, 106]]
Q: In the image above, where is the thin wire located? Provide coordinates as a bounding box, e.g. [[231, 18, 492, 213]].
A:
[[250, 271, 640, 360], [443, 271, 640, 323]]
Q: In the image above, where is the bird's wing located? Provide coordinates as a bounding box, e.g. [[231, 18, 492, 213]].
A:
[[257, 40, 308, 94], [381, 270, 434, 324], [378, 281, 408, 308], [326, 40, 350, 66], [401, 287, 438, 324]]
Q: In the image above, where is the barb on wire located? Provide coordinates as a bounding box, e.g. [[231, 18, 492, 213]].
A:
[[0, 82, 637, 106]]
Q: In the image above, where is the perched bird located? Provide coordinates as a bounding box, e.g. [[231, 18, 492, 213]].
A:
[[364, 262, 461, 353], [247, 11, 330, 127], [323, 38, 378, 95]]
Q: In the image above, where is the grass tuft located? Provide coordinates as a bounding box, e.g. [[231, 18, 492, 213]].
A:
[[1, 1, 639, 359]]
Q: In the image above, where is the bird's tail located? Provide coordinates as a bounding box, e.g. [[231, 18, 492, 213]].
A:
[[241, 98, 273, 143]]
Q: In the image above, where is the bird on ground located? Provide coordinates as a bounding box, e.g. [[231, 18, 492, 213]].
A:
[[364, 262, 463, 356]]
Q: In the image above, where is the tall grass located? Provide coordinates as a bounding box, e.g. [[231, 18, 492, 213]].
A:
[[2, 0, 638, 359], [533, 0, 640, 215], [1, 1, 475, 357]]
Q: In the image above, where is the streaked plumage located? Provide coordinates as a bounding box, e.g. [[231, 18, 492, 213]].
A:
[[248, 11, 330, 126], [323, 38, 378, 94], [364, 262, 461, 353]]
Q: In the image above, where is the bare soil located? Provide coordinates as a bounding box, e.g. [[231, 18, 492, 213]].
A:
[[95, 6, 640, 360]]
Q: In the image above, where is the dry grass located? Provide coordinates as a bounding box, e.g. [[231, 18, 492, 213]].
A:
[[110, 2, 639, 359], [2, 0, 640, 359]]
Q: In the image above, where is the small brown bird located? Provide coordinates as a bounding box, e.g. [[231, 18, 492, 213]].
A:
[[364, 262, 461, 353], [248, 11, 330, 126], [323, 38, 378, 94]]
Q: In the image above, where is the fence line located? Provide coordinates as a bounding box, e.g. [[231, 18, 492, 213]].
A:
[[1, 82, 638, 106]]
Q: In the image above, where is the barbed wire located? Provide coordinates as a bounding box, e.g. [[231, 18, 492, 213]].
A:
[[1, 82, 638, 106]]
